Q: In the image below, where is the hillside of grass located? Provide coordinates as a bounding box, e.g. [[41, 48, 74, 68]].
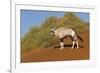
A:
[[21, 12, 89, 53]]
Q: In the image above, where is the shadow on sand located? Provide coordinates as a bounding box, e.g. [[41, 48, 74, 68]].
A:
[[54, 44, 84, 49]]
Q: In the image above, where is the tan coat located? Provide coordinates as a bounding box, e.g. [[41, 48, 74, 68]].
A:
[[54, 27, 75, 39]]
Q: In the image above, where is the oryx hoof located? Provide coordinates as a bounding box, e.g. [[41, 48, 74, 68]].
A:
[[71, 47, 74, 50], [76, 47, 79, 49], [60, 47, 64, 50]]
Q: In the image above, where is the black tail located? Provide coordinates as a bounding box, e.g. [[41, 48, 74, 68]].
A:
[[77, 34, 84, 42], [72, 28, 84, 42]]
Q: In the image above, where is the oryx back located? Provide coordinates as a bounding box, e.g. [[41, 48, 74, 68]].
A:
[[54, 27, 75, 39]]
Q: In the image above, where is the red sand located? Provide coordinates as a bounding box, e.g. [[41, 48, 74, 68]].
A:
[[21, 31, 89, 63]]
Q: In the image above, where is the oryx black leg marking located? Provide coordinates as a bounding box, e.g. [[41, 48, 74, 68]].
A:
[[69, 35, 76, 49], [69, 36, 74, 41], [72, 34, 79, 49], [60, 38, 63, 42]]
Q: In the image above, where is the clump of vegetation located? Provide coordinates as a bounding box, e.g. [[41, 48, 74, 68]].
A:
[[21, 12, 89, 53]]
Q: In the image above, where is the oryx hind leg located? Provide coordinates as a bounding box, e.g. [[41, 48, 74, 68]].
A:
[[72, 34, 79, 49], [76, 40, 79, 49], [75, 34, 79, 49], [70, 36, 75, 49], [71, 34, 78, 49], [72, 41, 75, 49]]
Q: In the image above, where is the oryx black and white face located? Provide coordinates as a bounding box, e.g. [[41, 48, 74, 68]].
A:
[[50, 26, 56, 36]]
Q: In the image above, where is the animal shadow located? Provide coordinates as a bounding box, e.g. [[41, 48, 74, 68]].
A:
[[54, 44, 84, 49]]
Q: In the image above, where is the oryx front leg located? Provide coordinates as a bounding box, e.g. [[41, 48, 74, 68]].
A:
[[72, 41, 75, 49], [60, 42, 64, 50]]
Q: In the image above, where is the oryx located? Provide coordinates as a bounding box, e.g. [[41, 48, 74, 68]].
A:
[[51, 26, 83, 50]]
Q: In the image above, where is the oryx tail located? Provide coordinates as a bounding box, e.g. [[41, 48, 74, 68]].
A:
[[77, 34, 84, 42]]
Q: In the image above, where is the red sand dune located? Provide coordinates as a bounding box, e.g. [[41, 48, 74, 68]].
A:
[[21, 31, 89, 63]]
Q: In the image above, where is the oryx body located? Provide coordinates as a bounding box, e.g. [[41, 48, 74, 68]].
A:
[[51, 27, 82, 50], [54, 27, 75, 39]]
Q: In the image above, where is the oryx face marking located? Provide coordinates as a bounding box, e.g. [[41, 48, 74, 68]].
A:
[[51, 26, 56, 36], [51, 28, 54, 36]]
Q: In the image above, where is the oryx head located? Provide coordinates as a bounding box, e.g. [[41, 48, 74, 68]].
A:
[[50, 25, 56, 36]]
